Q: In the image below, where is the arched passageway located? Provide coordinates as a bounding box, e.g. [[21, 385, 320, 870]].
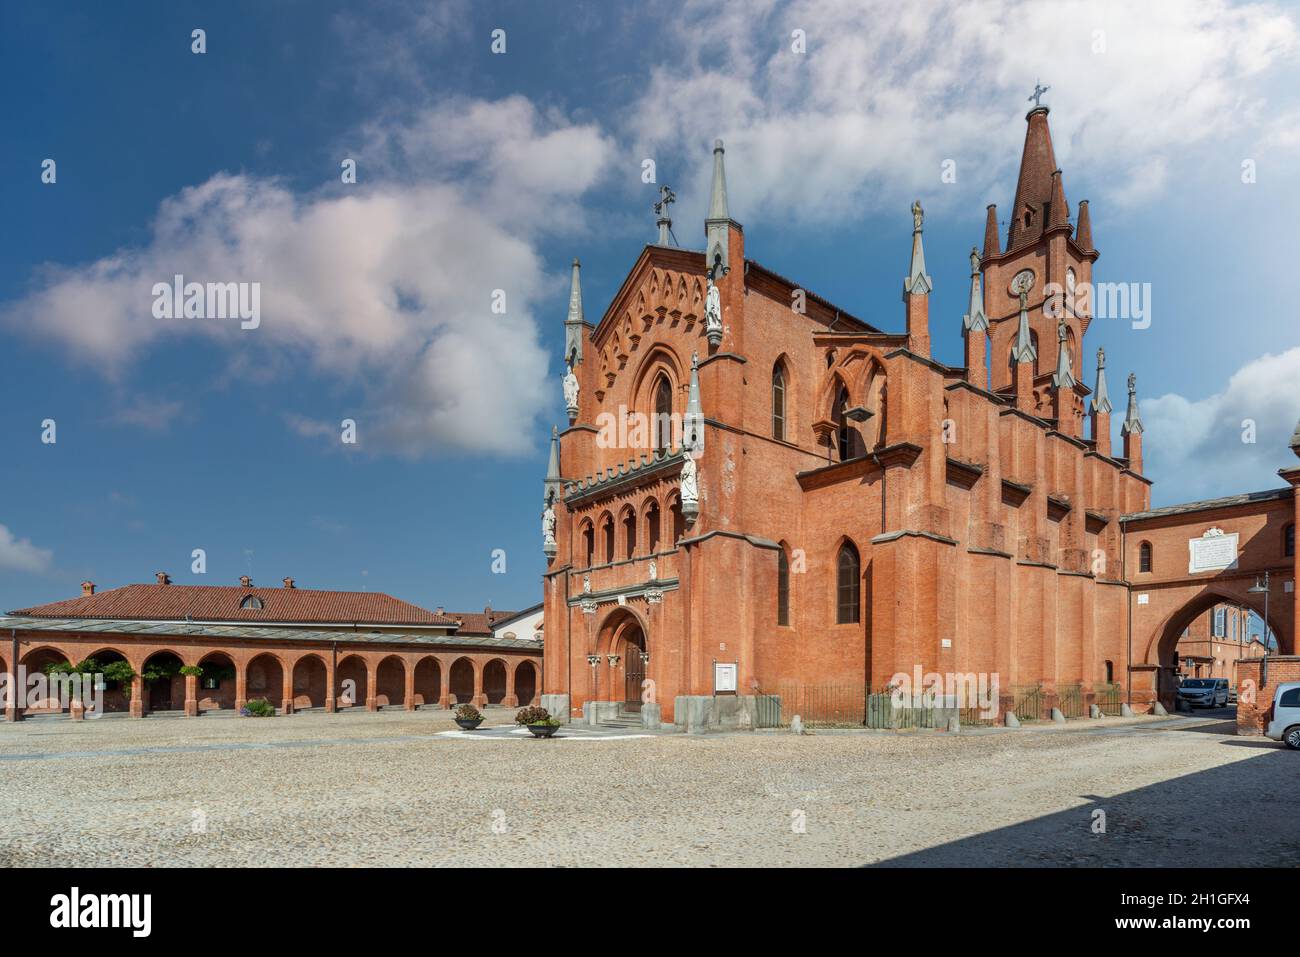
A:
[[482, 659, 507, 706], [598, 608, 649, 713], [413, 657, 441, 707], [514, 662, 537, 708], [20, 647, 73, 714], [197, 652, 236, 711], [375, 656, 405, 708], [448, 658, 475, 705], [143, 651, 185, 714], [292, 655, 328, 710], [245, 653, 284, 712], [335, 655, 368, 709]]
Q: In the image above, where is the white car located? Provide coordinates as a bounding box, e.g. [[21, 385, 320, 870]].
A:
[[1266, 682, 1300, 750], [1177, 677, 1229, 708]]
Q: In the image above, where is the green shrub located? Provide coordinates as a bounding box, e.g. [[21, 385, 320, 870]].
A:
[[453, 703, 482, 721], [179, 665, 204, 678], [242, 698, 275, 717]]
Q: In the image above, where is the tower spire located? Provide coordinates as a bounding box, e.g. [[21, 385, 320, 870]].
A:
[[1007, 93, 1060, 251], [1090, 347, 1113, 456], [1076, 199, 1094, 251], [704, 139, 733, 277], [983, 204, 1000, 259], [1011, 290, 1037, 409], [564, 258, 584, 365], [1047, 169, 1069, 230], [902, 200, 932, 358], [683, 352, 704, 454], [544, 425, 562, 504], [1121, 372, 1144, 472], [963, 247, 989, 389]]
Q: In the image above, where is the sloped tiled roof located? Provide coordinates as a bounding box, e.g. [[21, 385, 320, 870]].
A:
[[446, 609, 518, 636], [10, 583, 456, 627], [1121, 487, 1292, 523]]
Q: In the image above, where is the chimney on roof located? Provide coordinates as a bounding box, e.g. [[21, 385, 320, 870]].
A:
[[239, 575, 252, 588], [484, 604, 492, 617], [435, 606, 444, 616], [282, 577, 295, 589], [156, 572, 171, 585], [81, 581, 95, 596]]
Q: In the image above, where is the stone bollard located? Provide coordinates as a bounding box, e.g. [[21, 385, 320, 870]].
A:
[[1051, 707, 1066, 723], [1152, 701, 1168, 716], [790, 714, 804, 735], [946, 715, 960, 734], [1120, 703, 1134, 717], [1004, 711, 1021, 728], [1089, 704, 1103, 719]]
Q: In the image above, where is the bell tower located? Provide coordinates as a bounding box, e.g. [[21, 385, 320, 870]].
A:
[[981, 89, 1099, 413]]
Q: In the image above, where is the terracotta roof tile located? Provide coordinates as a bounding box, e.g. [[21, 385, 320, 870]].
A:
[[445, 610, 517, 636], [10, 584, 456, 626]]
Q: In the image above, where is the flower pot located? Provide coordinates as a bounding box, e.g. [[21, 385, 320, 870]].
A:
[[527, 723, 559, 738], [455, 718, 484, 730]]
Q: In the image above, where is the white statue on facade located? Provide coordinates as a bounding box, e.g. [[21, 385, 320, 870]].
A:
[[562, 363, 579, 413], [582, 575, 591, 594], [680, 453, 699, 505], [704, 280, 722, 336], [542, 503, 556, 549], [648, 558, 657, 581]]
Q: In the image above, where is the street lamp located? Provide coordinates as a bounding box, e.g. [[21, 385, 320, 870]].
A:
[[1248, 571, 1270, 687]]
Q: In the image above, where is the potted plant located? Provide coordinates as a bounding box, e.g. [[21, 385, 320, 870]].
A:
[[515, 705, 561, 738], [453, 703, 484, 730]]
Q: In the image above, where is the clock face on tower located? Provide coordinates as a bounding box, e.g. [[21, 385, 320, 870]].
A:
[[1009, 269, 1035, 296]]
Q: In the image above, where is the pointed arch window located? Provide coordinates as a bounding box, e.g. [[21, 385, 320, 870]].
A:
[[777, 547, 790, 626], [1138, 541, 1152, 574], [772, 363, 787, 441], [653, 375, 673, 451], [670, 497, 685, 544], [834, 385, 854, 461], [646, 501, 661, 554], [582, 522, 594, 568], [622, 508, 637, 560], [602, 514, 615, 564], [836, 542, 861, 624]]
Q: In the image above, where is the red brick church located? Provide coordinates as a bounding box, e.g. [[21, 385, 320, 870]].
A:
[[541, 98, 1153, 728]]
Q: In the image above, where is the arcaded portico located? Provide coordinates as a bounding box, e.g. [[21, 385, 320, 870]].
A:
[[1, 579, 541, 720]]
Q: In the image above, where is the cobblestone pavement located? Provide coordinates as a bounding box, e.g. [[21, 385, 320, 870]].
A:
[[1, 708, 1294, 867]]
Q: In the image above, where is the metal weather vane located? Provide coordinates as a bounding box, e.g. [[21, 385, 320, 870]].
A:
[[1029, 80, 1050, 108]]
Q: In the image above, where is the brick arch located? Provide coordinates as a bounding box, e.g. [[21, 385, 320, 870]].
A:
[[243, 652, 285, 711], [618, 502, 639, 559], [448, 657, 476, 705], [514, 660, 538, 707], [597, 509, 616, 565], [413, 656, 441, 707], [335, 654, 368, 709], [20, 646, 76, 713], [641, 495, 663, 554], [482, 658, 508, 705], [1141, 587, 1288, 667], [197, 650, 237, 712], [291, 653, 328, 710], [630, 345, 685, 419], [771, 354, 794, 440], [596, 605, 651, 659], [374, 655, 405, 709]]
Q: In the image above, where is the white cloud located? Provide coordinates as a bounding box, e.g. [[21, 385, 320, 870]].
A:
[[2, 97, 615, 456], [629, 0, 1298, 224], [1142, 347, 1300, 504], [0, 525, 53, 574]]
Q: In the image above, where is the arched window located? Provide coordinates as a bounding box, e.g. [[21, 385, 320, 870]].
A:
[[240, 595, 263, 610], [601, 514, 615, 564], [622, 508, 637, 560], [834, 385, 854, 461], [581, 521, 594, 568], [653, 375, 673, 451], [1138, 541, 1152, 574], [836, 542, 860, 624], [777, 547, 790, 626], [645, 501, 661, 554], [1285, 524, 1295, 558], [772, 363, 787, 441]]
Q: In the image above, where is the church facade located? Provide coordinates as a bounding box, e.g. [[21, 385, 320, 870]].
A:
[[540, 102, 1152, 728]]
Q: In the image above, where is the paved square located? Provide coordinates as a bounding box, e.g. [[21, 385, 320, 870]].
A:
[[1, 710, 1295, 867]]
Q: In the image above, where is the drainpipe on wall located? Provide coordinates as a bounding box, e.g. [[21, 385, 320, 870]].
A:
[[9, 628, 19, 722], [1123, 522, 1132, 706]]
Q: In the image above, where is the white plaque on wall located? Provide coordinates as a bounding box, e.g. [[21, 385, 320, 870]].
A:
[[713, 661, 738, 694], [1188, 527, 1238, 574]]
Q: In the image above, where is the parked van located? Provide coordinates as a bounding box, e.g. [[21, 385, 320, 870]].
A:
[[1265, 682, 1300, 750], [1177, 677, 1229, 708]]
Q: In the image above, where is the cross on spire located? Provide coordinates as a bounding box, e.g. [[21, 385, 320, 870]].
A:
[[654, 185, 676, 245], [1029, 80, 1050, 109]]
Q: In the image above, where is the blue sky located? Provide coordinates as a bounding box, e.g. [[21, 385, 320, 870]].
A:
[[3, 0, 1300, 614]]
